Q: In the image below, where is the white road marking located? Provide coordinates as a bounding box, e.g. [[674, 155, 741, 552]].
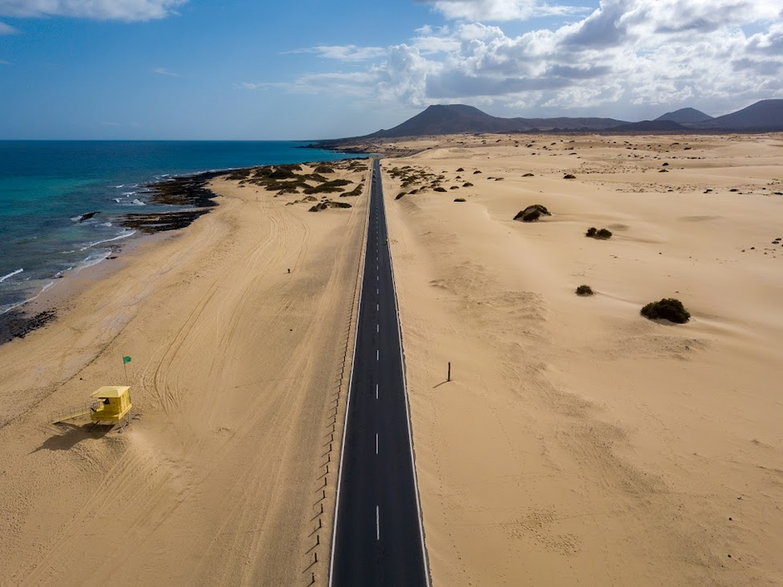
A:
[[375, 383, 379, 399], [375, 433, 379, 454], [376, 505, 380, 541], [376, 349, 379, 361], [376, 323, 379, 333], [376, 303, 379, 311]]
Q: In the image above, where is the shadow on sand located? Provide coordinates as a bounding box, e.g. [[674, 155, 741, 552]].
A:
[[33, 422, 111, 453]]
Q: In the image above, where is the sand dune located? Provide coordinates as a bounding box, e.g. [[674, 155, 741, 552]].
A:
[[0, 164, 367, 585], [382, 133, 783, 585]]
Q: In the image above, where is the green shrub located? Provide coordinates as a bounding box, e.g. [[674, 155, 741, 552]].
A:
[[640, 298, 690, 323], [576, 285, 594, 296]]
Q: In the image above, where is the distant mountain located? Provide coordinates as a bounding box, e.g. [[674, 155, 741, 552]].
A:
[[614, 120, 687, 132], [315, 99, 783, 146], [699, 99, 783, 130], [656, 107, 713, 124], [363, 104, 628, 138], [366, 104, 516, 136]]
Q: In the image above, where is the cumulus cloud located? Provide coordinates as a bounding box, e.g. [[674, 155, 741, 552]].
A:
[[0, 0, 188, 21], [272, 0, 783, 116], [419, 0, 586, 21]]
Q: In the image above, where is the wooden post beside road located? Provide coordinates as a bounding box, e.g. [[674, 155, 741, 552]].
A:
[[447, 361, 451, 382]]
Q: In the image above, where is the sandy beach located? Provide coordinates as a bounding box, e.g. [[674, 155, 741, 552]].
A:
[[380, 133, 783, 585], [0, 161, 368, 585]]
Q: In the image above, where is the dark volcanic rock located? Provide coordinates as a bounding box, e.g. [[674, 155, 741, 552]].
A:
[[514, 204, 551, 222], [122, 210, 211, 233], [0, 309, 56, 343], [144, 171, 223, 207], [121, 171, 223, 234], [76, 211, 100, 222]]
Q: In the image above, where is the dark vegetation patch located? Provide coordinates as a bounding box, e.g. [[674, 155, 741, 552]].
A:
[[314, 165, 334, 174], [575, 285, 594, 296], [586, 227, 613, 239], [563, 173, 576, 179], [434, 187, 447, 192], [308, 200, 352, 212], [522, 173, 534, 177], [640, 298, 691, 323], [514, 204, 551, 222], [341, 183, 364, 197], [304, 179, 352, 194]]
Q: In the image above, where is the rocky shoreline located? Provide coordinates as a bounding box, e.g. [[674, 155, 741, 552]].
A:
[[0, 170, 227, 345]]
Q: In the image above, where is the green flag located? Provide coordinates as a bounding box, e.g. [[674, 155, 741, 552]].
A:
[[122, 356, 132, 364]]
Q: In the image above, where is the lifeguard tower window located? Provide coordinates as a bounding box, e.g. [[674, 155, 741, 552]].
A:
[[103, 398, 110, 404]]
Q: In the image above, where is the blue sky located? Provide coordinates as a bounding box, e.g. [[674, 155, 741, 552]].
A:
[[1, 0, 782, 139]]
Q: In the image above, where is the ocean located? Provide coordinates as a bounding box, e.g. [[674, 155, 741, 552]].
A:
[[0, 140, 361, 314]]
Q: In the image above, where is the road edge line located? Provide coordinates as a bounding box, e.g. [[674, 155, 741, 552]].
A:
[[328, 157, 373, 587], [380, 159, 433, 587]]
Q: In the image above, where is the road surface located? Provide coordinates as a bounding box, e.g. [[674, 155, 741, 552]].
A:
[[330, 159, 429, 586]]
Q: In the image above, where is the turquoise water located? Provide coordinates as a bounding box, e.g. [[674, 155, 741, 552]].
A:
[[0, 141, 362, 313]]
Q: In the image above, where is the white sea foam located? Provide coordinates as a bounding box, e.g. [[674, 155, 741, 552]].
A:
[[130, 199, 145, 206], [0, 280, 54, 315], [79, 229, 136, 251], [0, 268, 24, 283]]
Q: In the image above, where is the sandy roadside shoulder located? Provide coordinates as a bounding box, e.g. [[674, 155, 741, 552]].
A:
[[0, 160, 368, 585], [383, 133, 783, 585]]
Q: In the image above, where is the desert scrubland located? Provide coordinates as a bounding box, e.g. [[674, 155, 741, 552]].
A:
[[380, 133, 783, 586]]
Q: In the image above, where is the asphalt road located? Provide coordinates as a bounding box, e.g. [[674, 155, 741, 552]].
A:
[[330, 159, 429, 586]]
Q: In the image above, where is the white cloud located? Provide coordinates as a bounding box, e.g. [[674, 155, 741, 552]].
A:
[[287, 45, 387, 62], [0, 0, 188, 21], [239, 72, 378, 97], [266, 0, 783, 119], [154, 67, 180, 77], [420, 0, 587, 21], [0, 19, 17, 33]]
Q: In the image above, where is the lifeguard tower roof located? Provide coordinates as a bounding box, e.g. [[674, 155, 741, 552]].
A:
[[91, 386, 130, 398]]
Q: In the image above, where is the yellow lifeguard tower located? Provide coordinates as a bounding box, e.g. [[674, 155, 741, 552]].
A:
[[90, 386, 132, 425]]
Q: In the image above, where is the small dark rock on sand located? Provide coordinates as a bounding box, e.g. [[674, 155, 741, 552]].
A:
[[514, 204, 551, 222], [454, 198, 466, 202], [522, 173, 534, 177], [575, 285, 594, 296], [563, 174, 576, 179]]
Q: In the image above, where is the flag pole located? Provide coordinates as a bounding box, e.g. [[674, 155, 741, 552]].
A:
[[122, 355, 132, 384]]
